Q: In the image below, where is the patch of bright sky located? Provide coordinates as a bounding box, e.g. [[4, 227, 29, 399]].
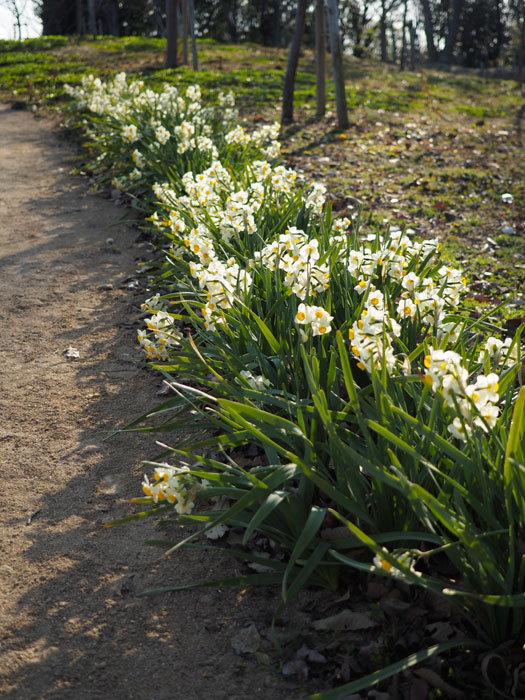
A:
[[0, 2, 42, 40]]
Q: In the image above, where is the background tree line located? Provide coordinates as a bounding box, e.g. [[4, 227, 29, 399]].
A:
[[34, 0, 524, 71]]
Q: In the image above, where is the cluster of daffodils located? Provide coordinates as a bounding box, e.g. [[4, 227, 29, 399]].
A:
[[224, 122, 281, 159], [66, 74, 244, 195], [139, 464, 200, 514], [190, 258, 253, 331], [347, 230, 465, 325], [65, 71, 139, 117], [137, 297, 182, 360], [477, 335, 518, 368], [255, 226, 332, 300], [66, 73, 207, 125], [348, 305, 400, 374], [424, 348, 501, 441], [67, 73, 285, 196], [176, 159, 297, 240], [295, 303, 334, 337]]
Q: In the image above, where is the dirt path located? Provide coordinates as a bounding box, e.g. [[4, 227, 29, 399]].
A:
[[0, 105, 299, 700]]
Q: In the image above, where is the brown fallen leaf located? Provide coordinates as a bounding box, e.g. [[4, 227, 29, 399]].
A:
[[312, 609, 377, 632], [505, 317, 525, 331], [414, 668, 464, 698], [425, 621, 455, 642]]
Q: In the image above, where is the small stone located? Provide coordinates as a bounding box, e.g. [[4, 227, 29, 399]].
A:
[[231, 623, 261, 655], [63, 346, 80, 360], [282, 658, 308, 681]]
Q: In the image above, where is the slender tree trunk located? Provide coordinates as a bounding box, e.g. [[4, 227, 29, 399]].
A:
[[442, 0, 462, 64], [519, 8, 524, 88], [390, 23, 397, 62], [326, 0, 349, 129], [273, 0, 281, 46], [315, 0, 326, 120], [281, 0, 308, 125], [87, 0, 97, 37], [400, 0, 408, 69], [232, 0, 238, 42], [181, 0, 189, 64], [409, 20, 416, 69], [109, 1, 119, 36], [11, 2, 22, 40], [76, 0, 85, 35], [380, 5, 388, 61], [420, 0, 437, 61], [166, 0, 178, 68], [188, 0, 198, 70]]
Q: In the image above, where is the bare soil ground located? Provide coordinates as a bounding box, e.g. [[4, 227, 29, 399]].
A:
[[0, 105, 301, 700]]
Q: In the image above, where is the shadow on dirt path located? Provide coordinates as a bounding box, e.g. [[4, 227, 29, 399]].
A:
[[0, 105, 305, 700]]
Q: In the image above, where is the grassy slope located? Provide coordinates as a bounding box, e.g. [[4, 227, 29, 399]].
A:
[[1, 35, 523, 322]]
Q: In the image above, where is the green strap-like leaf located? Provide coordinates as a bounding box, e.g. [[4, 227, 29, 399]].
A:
[[282, 506, 327, 601], [301, 640, 476, 700], [504, 386, 525, 524], [136, 572, 283, 597]]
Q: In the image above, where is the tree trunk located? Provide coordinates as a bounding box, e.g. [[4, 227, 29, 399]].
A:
[[166, 0, 178, 68], [325, 0, 349, 129], [12, 2, 22, 40], [442, 0, 462, 64], [273, 0, 281, 47], [109, 1, 119, 36], [182, 0, 189, 64], [188, 0, 198, 71], [420, 0, 437, 61], [519, 6, 524, 88], [380, 6, 388, 61], [87, 0, 97, 37], [400, 0, 408, 69], [409, 20, 416, 69], [281, 0, 308, 125], [315, 0, 326, 120], [76, 0, 85, 35], [390, 22, 397, 63]]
